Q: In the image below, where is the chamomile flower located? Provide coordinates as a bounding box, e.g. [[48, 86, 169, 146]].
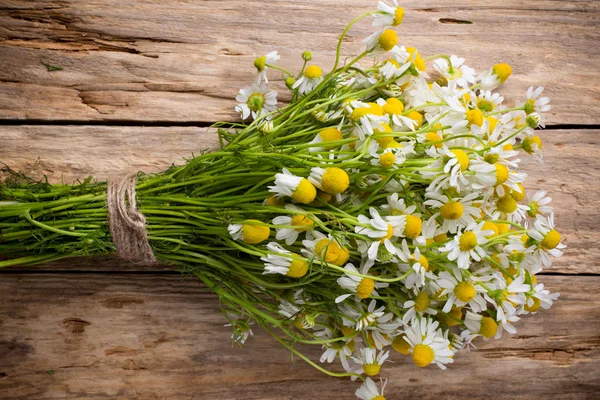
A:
[[379, 46, 411, 79], [523, 282, 560, 314], [272, 205, 314, 245], [356, 377, 388, 400], [235, 81, 277, 120], [396, 239, 431, 288], [269, 168, 317, 204], [424, 192, 481, 234], [486, 275, 530, 324], [363, 28, 399, 53], [437, 268, 487, 313], [228, 219, 270, 244], [353, 347, 390, 376], [523, 86, 551, 114], [440, 221, 494, 269], [355, 207, 405, 260], [336, 263, 389, 303], [318, 328, 355, 371], [309, 167, 350, 195], [373, 0, 404, 27], [261, 242, 309, 278], [308, 126, 345, 152], [302, 231, 350, 266], [403, 317, 454, 369], [293, 65, 324, 95], [225, 318, 254, 345], [433, 55, 475, 88], [340, 299, 387, 331], [253, 50, 280, 83], [464, 311, 498, 339], [478, 63, 512, 90], [525, 190, 553, 218], [527, 213, 565, 267], [402, 291, 438, 324]]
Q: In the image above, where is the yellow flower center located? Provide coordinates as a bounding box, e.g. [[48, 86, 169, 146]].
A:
[[316, 191, 333, 204], [340, 325, 356, 337], [492, 63, 512, 83], [541, 229, 561, 250], [254, 55, 266, 72], [247, 92, 265, 112], [466, 108, 484, 127], [511, 183, 526, 201], [411, 253, 429, 271], [406, 110, 423, 128], [384, 58, 400, 68], [414, 291, 431, 312], [265, 195, 284, 207], [459, 231, 478, 251], [412, 344, 435, 367], [482, 221, 499, 238], [480, 316, 498, 338], [363, 363, 381, 376], [291, 214, 314, 231], [315, 239, 339, 263], [241, 220, 270, 244], [425, 131, 443, 148], [440, 201, 464, 220], [356, 277, 375, 299], [375, 123, 394, 147], [334, 245, 351, 266], [373, 396, 386, 400], [380, 152, 396, 168], [407, 47, 426, 71], [383, 98, 404, 115], [318, 127, 343, 147], [496, 195, 517, 213], [377, 29, 398, 51], [287, 255, 309, 278], [292, 178, 317, 204], [404, 215, 422, 238], [439, 306, 463, 327], [495, 163, 509, 185], [350, 107, 371, 122], [304, 65, 323, 79], [450, 149, 469, 171], [454, 281, 476, 303], [477, 99, 494, 112], [392, 335, 411, 355], [522, 135, 542, 154], [496, 222, 510, 235], [433, 232, 448, 243], [321, 167, 350, 195], [486, 116, 498, 133], [393, 6, 405, 25], [380, 223, 394, 242], [525, 297, 542, 312]]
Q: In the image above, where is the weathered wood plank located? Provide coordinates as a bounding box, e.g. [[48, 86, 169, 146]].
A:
[[0, 273, 597, 399], [1, 127, 597, 274], [0, 1, 598, 124]]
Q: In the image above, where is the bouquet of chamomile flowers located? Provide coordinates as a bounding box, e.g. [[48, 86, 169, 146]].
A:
[[0, 2, 562, 398]]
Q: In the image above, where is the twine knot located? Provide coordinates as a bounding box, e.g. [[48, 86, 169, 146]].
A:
[[107, 174, 156, 263]]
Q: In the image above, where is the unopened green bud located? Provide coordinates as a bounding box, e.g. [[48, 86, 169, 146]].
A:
[[302, 51, 313, 61]]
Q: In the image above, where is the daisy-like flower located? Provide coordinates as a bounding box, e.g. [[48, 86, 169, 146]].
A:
[[424, 192, 481, 234], [308, 126, 344, 153], [355, 207, 405, 260], [414, 215, 447, 247], [440, 221, 494, 269], [403, 317, 454, 369], [478, 63, 512, 91], [353, 347, 390, 376], [293, 65, 324, 95], [433, 55, 476, 88], [485, 274, 530, 326], [308, 167, 350, 195], [402, 290, 438, 324], [347, 100, 389, 140], [269, 168, 317, 204], [396, 239, 431, 289], [318, 327, 355, 371], [335, 263, 389, 303], [228, 219, 270, 244], [260, 242, 309, 278], [272, 205, 314, 245], [356, 377, 388, 400], [527, 213, 565, 267], [302, 231, 350, 267], [340, 299, 387, 331], [253, 50, 280, 83], [525, 190, 553, 218], [379, 46, 412, 79], [464, 311, 498, 340], [225, 315, 254, 345], [523, 86, 551, 115], [373, 0, 404, 27], [363, 28, 399, 53], [437, 267, 487, 313], [235, 81, 277, 120], [523, 282, 560, 314]]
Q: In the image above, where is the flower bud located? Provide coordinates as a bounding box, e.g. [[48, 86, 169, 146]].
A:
[[302, 51, 313, 61]]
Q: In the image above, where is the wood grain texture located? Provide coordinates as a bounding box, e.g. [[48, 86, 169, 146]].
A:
[[0, 273, 598, 400], [0, 0, 599, 124], [0, 127, 597, 274]]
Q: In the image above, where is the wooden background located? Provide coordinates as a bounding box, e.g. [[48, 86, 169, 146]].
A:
[[1, 1, 599, 398]]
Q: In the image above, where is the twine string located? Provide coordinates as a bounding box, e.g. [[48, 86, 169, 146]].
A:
[[106, 174, 156, 263]]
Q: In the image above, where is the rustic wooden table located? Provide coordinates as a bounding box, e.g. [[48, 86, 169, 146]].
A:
[[1, 1, 599, 399]]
